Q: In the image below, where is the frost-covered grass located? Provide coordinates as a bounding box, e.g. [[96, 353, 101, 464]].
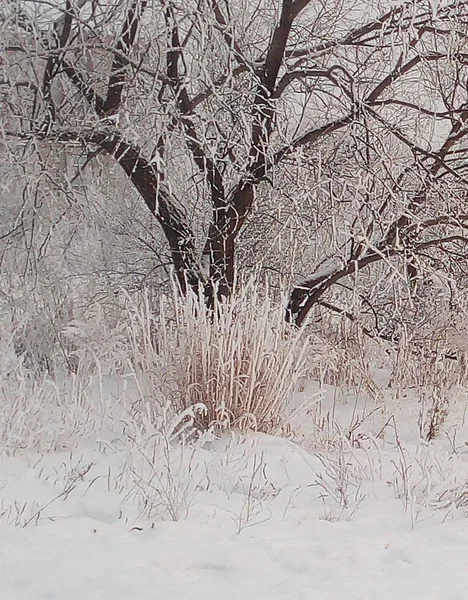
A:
[[124, 285, 309, 433], [0, 284, 309, 455], [3, 396, 468, 599], [3, 287, 468, 598]]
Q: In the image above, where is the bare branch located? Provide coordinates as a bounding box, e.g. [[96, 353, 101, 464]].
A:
[[104, 0, 148, 115]]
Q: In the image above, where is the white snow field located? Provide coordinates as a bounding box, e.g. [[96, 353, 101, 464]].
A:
[[2, 379, 468, 600]]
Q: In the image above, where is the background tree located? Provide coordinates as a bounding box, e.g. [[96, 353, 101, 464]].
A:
[[1, 0, 468, 341]]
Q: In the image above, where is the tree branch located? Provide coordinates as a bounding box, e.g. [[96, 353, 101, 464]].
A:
[[104, 0, 147, 115]]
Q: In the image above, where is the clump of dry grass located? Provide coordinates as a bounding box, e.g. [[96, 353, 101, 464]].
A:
[[125, 284, 309, 434]]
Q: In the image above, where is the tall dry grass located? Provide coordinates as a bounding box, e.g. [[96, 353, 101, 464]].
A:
[[125, 284, 310, 434]]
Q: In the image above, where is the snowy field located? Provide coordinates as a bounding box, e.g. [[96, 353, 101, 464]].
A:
[[2, 378, 468, 600]]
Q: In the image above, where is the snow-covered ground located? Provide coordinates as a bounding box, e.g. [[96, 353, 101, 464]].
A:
[[2, 379, 468, 599]]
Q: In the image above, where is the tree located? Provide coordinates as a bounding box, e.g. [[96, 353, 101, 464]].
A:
[[2, 0, 468, 332]]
